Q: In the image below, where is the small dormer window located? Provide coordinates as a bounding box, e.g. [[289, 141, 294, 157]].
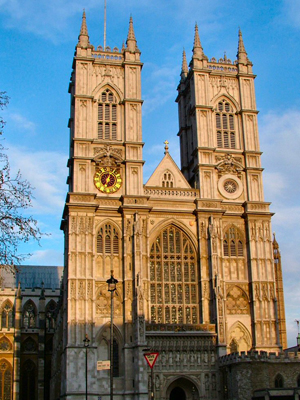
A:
[[162, 170, 174, 188]]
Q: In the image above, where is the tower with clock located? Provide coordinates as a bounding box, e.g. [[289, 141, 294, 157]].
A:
[[53, 12, 287, 400]]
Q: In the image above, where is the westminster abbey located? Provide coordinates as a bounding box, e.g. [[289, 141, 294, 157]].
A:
[[0, 11, 296, 400]]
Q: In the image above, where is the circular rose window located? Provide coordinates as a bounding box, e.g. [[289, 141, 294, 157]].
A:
[[218, 174, 243, 200]]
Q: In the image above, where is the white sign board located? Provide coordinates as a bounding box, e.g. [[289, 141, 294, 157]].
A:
[[97, 360, 110, 370]]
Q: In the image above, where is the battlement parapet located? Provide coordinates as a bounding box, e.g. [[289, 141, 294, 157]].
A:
[[219, 350, 300, 366]]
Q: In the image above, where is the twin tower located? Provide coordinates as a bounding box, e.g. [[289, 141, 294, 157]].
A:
[[51, 12, 286, 400]]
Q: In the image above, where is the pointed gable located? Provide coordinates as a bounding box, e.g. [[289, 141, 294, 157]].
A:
[[145, 152, 191, 189]]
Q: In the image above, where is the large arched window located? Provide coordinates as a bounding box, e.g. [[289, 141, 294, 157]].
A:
[[0, 360, 12, 400], [1, 301, 13, 329], [215, 99, 236, 149], [98, 89, 118, 140], [23, 301, 37, 328], [150, 225, 198, 324], [21, 360, 36, 400], [223, 226, 244, 257], [97, 224, 119, 255]]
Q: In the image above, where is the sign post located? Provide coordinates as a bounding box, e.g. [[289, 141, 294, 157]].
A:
[[143, 353, 159, 400], [97, 360, 110, 371]]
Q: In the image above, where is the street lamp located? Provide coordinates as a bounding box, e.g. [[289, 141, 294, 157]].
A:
[[83, 334, 90, 400], [107, 273, 118, 400]]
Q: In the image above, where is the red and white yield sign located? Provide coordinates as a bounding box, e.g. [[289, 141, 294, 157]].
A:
[[144, 352, 159, 369]]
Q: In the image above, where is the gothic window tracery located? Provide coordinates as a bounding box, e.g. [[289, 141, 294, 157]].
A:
[[98, 89, 118, 140], [226, 286, 250, 315], [275, 374, 284, 388], [23, 301, 37, 329], [223, 226, 244, 257], [161, 170, 174, 188], [150, 225, 198, 324], [215, 99, 236, 149], [1, 301, 13, 330], [97, 224, 120, 255], [0, 337, 12, 352], [45, 300, 57, 330], [0, 360, 12, 400], [21, 337, 37, 353]]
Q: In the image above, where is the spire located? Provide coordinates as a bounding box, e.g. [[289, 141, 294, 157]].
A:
[[192, 23, 206, 60], [181, 49, 189, 80], [126, 15, 139, 52], [78, 10, 90, 48], [237, 28, 249, 64]]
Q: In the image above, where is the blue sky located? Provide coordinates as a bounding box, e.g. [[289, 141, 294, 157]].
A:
[[0, 0, 299, 347]]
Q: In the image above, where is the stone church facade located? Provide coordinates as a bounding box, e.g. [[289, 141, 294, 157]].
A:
[[0, 11, 291, 400], [49, 11, 287, 400]]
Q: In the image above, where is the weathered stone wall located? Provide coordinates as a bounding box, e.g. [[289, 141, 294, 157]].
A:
[[220, 351, 300, 400]]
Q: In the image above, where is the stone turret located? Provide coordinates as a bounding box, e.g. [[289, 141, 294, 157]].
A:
[[190, 23, 207, 68], [77, 10, 90, 49], [236, 28, 253, 73], [180, 49, 188, 81], [126, 16, 139, 53]]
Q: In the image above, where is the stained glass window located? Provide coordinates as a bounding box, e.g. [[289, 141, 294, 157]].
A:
[[23, 301, 36, 329], [0, 360, 12, 400], [1, 302, 13, 330], [149, 225, 199, 324]]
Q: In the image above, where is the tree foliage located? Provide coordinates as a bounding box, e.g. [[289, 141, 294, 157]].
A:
[[0, 92, 9, 135], [0, 92, 42, 269]]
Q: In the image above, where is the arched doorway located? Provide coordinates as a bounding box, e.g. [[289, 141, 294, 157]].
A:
[[170, 387, 186, 400], [166, 377, 199, 400]]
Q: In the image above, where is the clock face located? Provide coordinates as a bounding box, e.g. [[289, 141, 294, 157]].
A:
[[94, 167, 122, 193]]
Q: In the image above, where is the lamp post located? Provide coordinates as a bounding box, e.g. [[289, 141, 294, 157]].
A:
[[83, 334, 90, 400], [107, 273, 118, 400]]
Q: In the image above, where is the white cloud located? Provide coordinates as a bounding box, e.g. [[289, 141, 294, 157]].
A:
[[8, 112, 36, 134], [282, 0, 300, 29], [6, 144, 67, 215], [28, 248, 63, 265], [143, 63, 178, 115], [260, 109, 300, 205], [0, 0, 223, 43], [0, 0, 98, 41], [259, 108, 300, 346]]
